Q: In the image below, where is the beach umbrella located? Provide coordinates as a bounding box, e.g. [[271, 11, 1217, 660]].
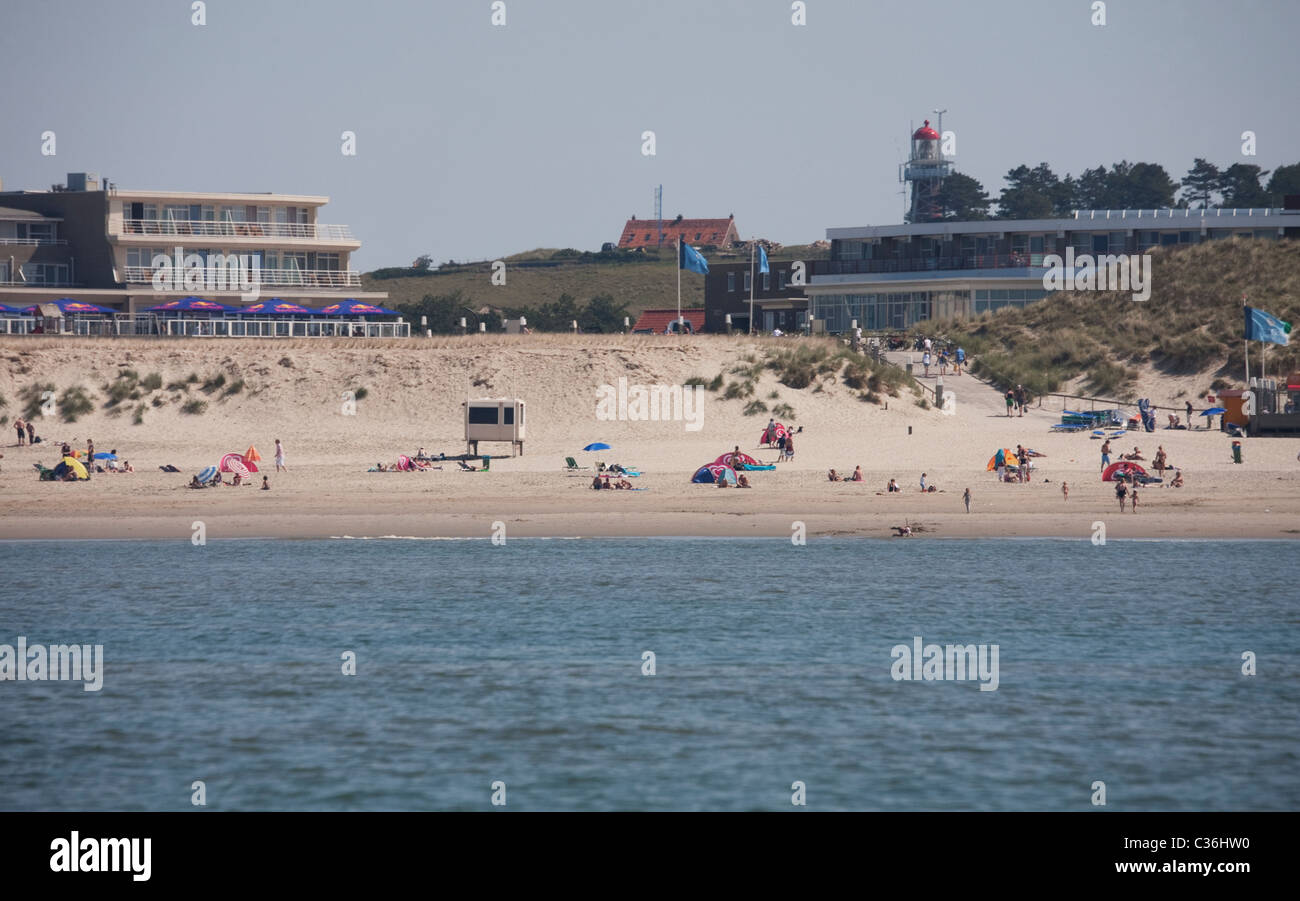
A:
[[196, 465, 219, 484], [220, 452, 258, 473], [1201, 407, 1227, 416], [583, 442, 612, 451], [24, 298, 115, 314], [244, 446, 262, 462], [144, 296, 235, 313], [316, 299, 401, 316], [241, 299, 312, 315], [93, 452, 117, 460], [0, 303, 30, 314], [61, 456, 89, 480]]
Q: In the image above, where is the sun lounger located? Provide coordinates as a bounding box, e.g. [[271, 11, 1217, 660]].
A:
[[564, 457, 588, 470]]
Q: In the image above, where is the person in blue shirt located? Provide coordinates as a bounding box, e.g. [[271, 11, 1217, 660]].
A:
[[955, 346, 966, 376]]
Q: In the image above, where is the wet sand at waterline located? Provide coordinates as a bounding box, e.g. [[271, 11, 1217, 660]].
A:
[[2, 336, 1297, 541]]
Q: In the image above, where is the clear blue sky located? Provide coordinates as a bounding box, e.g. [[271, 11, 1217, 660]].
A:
[[3, 0, 1297, 270]]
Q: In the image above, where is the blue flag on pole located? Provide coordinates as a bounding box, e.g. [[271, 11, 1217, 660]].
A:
[[757, 244, 769, 274], [1245, 305, 1292, 345], [679, 240, 708, 275]]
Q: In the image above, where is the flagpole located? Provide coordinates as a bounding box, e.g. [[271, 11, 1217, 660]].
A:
[[749, 241, 755, 335], [676, 236, 682, 333]]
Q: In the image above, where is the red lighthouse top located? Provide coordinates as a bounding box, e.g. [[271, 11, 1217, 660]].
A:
[[913, 120, 940, 140]]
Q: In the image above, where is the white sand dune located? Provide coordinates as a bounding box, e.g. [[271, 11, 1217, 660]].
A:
[[2, 335, 1297, 540]]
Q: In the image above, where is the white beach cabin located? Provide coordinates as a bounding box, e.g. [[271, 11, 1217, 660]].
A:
[[463, 397, 525, 457]]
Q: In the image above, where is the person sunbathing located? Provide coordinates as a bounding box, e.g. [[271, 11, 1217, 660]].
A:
[[189, 475, 204, 489], [892, 525, 913, 537], [1170, 470, 1184, 487], [828, 469, 842, 481], [849, 466, 863, 481], [1125, 447, 1145, 461], [737, 474, 751, 488], [1167, 414, 1181, 429], [591, 475, 604, 490], [887, 479, 900, 492], [716, 477, 731, 487], [122, 460, 134, 473], [617, 478, 633, 489]]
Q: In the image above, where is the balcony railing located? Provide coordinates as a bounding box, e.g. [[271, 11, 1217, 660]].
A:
[[117, 219, 355, 240], [0, 237, 68, 245], [122, 266, 362, 288], [818, 254, 1052, 276]]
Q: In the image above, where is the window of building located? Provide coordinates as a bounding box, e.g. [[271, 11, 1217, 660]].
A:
[[744, 271, 751, 291], [1109, 231, 1127, 252], [1091, 233, 1109, 254], [727, 273, 735, 292], [20, 262, 70, 285], [762, 272, 770, 291], [1011, 234, 1028, 255], [1030, 236, 1045, 253], [1160, 233, 1179, 246], [778, 269, 786, 290], [17, 223, 55, 242]]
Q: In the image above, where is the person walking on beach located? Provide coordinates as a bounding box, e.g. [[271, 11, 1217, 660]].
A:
[[1130, 487, 1139, 513], [25, 420, 34, 445], [955, 346, 965, 375], [1115, 480, 1127, 512], [919, 472, 927, 492], [1062, 481, 1069, 501], [962, 487, 971, 513], [1005, 390, 1015, 417], [85, 438, 94, 477], [14, 416, 26, 446], [1015, 385, 1027, 417], [1100, 439, 1112, 472], [275, 439, 286, 472]]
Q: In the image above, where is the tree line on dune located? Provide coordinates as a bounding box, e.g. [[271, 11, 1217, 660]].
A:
[[395, 290, 633, 334], [924, 159, 1300, 222]]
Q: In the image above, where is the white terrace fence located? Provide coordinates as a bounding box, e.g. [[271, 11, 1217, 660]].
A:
[[0, 314, 410, 339]]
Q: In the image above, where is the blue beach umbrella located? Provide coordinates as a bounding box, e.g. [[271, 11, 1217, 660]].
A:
[[1200, 407, 1227, 416], [583, 442, 611, 451]]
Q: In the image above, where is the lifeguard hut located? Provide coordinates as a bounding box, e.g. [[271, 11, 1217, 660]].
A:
[[463, 397, 525, 456]]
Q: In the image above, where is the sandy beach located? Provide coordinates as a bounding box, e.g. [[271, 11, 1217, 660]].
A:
[[2, 335, 1298, 541]]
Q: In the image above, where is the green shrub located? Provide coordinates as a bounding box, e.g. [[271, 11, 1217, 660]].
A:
[[132, 404, 147, 425], [181, 399, 207, 415], [771, 403, 796, 420], [724, 379, 754, 399], [164, 379, 190, 392], [20, 382, 56, 420], [353, 387, 369, 400], [201, 372, 226, 392], [140, 372, 163, 391], [706, 374, 724, 392], [743, 399, 768, 416], [224, 379, 245, 396], [57, 386, 95, 422]]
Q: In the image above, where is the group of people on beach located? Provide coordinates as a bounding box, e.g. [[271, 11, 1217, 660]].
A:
[[1004, 385, 1031, 417], [12, 417, 37, 446]]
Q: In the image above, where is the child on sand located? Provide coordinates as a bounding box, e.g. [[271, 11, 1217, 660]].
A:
[[1062, 481, 1069, 501], [275, 439, 287, 472], [1131, 487, 1139, 513]]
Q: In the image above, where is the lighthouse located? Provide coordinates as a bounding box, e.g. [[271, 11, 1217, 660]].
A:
[[901, 118, 953, 223]]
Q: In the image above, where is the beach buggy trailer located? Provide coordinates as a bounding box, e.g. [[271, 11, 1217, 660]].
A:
[[462, 397, 525, 456]]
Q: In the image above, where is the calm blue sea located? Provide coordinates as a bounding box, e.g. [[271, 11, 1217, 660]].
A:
[[1, 538, 1296, 811]]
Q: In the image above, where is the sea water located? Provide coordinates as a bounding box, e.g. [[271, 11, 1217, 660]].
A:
[[1, 538, 1296, 811]]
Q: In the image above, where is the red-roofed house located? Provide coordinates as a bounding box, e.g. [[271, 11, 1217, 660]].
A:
[[632, 308, 705, 334], [618, 215, 739, 250]]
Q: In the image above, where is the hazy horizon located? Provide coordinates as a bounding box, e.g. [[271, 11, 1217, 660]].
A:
[[2, 0, 1297, 270]]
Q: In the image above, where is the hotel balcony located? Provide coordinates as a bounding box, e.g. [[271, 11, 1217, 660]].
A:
[[112, 219, 358, 245], [0, 237, 69, 246], [122, 266, 362, 288]]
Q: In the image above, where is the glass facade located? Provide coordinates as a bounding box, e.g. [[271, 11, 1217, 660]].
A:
[[811, 286, 1051, 332]]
